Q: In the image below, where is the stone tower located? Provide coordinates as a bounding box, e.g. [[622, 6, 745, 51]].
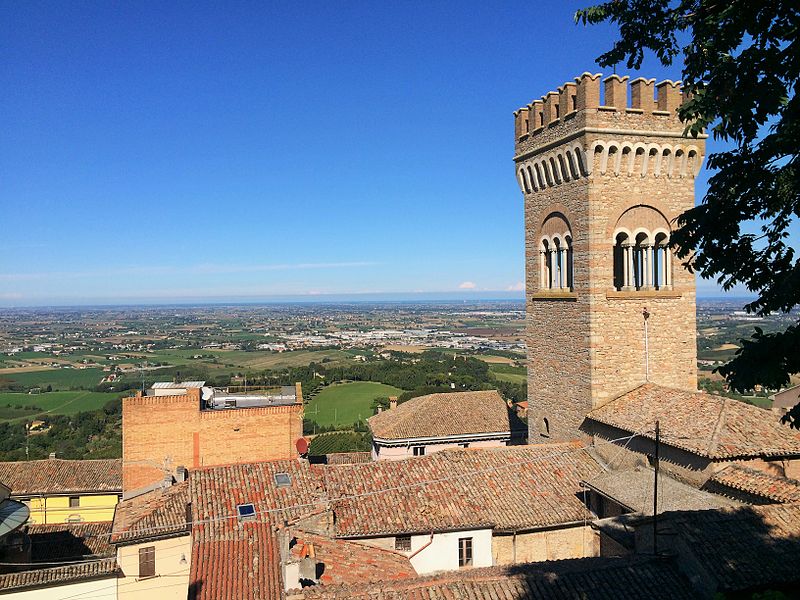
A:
[[513, 73, 705, 442]]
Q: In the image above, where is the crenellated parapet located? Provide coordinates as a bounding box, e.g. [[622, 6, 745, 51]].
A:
[[514, 73, 686, 145], [513, 72, 705, 194]]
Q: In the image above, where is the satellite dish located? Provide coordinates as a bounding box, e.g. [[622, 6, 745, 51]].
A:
[[295, 437, 309, 455]]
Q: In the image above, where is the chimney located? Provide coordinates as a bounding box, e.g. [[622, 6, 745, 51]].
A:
[[389, 396, 398, 410], [295, 382, 303, 403], [377, 406, 383, 413], [48, 452, 57, 460], [175, 465, 188, 482]]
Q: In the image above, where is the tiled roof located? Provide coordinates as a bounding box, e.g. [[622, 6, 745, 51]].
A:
[[705, 464, 800, 504], [0, 558, 118, 592], [288, 530, 415, 588], [583, 468, 735, 515], [191, 526, 281, 600], [324, 452, 372, 465], [664, 503, 800, 593], [111, 480, 190, 544], [587, 384, 800, 459], [28, 522, 115, 561], [0, 458, 122, 496], [368, 390, 511, 441], [189, 460, 327, 600], [324, 443, 601, 537], [295, 556, 695, 599]]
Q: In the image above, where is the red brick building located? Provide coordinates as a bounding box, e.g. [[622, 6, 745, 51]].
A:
[[122, 385, 304, 492]]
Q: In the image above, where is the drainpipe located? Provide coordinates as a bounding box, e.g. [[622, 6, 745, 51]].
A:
[[408, 532, 435, 560], [512, 531, 517, 563]]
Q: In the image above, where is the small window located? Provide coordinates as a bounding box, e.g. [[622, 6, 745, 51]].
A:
[[139, 546, 156, 578], [412, 446, 425, 457], [541, 418, 550, 438], [458, 537, 473, 567], [459, 443, 469, 448], [274, 473, 291, 488], [395, 535, 411, 552], [237, 503, 256, 521], [69, 496, 80, 508]]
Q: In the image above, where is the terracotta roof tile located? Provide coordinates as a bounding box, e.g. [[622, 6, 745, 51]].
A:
[[664, 503, 800, 592], [27, 522, 115, 560], [295, 556, 695, 599], [587, 384, 800, 459], [324, 444, 601, 536], [323, 452, 372, 465], [0, 458, 121, 496], [368, 390, 511, 440], [705, 464, 800, 504], [288, 530, 415, 588], [188, 460, 327, 600], [0, 557, 119, 592], [190, 527, 281, 600], [583, 468, 735, 515], [111, 480, 190, 544]]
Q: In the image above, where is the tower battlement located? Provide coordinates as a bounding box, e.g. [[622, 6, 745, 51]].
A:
[[514, 73, 685, 150]]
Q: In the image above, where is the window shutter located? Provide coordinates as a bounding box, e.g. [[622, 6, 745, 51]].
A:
[[139, 546, 156, 578]]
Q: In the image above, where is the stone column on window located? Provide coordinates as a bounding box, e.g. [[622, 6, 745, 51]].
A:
[[623, 243, 634, 290], [644, 244, 654, 288], [559, 248, 568, 289], [539, 249, 547, 290], [664, 245, 672, 289]]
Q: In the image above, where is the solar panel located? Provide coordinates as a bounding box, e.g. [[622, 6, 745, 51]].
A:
[[274, 473, 291, 488], [237, 503, 256, 520]]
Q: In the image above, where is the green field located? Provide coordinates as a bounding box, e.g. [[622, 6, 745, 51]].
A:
[[143, 348, 357, 372], [306, 381, 403, 427], [1, 368, 105, 390], [489, 364, 527, 384], [0, 391, 121, 422]]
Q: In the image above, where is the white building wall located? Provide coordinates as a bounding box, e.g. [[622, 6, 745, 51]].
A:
[[374, 439, 507, 461], [0, 577, 117, 599], [408, 529, 493, 574]]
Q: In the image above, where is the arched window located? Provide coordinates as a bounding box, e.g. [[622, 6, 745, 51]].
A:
[[613, 231, 630, 290], [539, 213, 573, 292], [541, 417, 550, 438], [653, 231, 671, 289], [612, 206, 672, 291]]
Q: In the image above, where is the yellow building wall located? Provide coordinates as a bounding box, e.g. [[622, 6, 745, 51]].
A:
[[22, 494, 120, 524], [116, 535, 191, 600], [492, 525, 599, 565]]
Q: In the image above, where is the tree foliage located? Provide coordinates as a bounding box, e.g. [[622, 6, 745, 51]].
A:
[[576, 1, 800, 421]]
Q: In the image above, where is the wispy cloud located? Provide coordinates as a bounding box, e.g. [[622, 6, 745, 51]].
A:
[[0, 261, 378, 282], [458, 281, 476, 289], [506, 281, 524, 291]]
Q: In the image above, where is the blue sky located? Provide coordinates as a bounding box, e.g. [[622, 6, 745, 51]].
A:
[[0, 1, 776, 306]]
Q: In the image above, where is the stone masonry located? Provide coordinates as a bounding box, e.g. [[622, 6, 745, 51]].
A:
[[514, 73, 705, 442], [122, 386, 304, 491]]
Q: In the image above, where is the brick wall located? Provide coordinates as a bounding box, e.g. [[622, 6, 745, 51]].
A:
[[122, 388, 303, 491], [516, 73, 704, 441]]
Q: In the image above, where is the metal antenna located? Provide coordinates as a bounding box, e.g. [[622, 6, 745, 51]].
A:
[[653, 419, 660, 555]]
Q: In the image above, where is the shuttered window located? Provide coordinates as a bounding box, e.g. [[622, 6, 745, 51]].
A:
[[139, 546, 155, 578]]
